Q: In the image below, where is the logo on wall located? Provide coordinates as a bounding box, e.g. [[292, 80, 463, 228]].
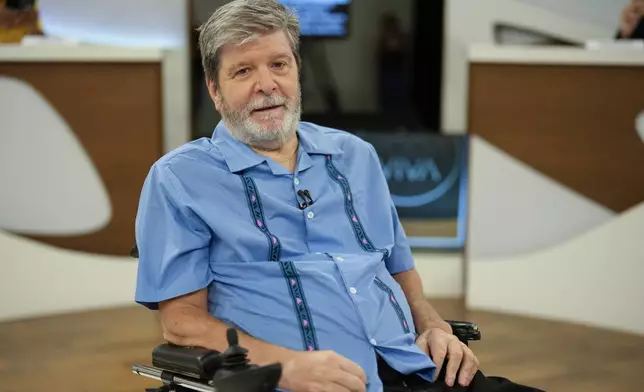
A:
[[356, 132, 467, 220]]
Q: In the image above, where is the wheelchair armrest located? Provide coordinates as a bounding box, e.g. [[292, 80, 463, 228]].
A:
[[151, 343, 223, 380], [135, 328, 283, 392], [446, 320, 481, 345]]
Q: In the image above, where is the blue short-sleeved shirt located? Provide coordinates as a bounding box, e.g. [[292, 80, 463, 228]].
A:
[[134, 121, 437, 391]]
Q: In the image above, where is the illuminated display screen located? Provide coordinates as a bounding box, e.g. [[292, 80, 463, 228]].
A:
[[279, 0, 351, 37], [354, 132, 469, 249]]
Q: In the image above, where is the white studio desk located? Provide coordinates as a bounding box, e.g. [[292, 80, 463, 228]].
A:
[[464, 43, 644, 335], [0, 43, 190, 256]]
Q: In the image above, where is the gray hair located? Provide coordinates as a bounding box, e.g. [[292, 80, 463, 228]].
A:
[[197, 0, 301, 85]]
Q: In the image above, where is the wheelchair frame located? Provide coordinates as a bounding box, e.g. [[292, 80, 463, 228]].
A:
[[131, 321, 481, 392]]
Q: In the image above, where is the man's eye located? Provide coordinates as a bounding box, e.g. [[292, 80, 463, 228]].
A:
[[272, 62, 287, 69], [235, 68, 249, 76]]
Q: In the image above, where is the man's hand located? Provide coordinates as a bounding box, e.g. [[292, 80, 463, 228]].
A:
[[415, 328, 479, 387], [280, 350, 368, 392], [620, 0, 644, 38]]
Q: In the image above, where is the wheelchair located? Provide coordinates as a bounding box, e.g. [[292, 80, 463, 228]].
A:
[[129, 246, 482, 392]]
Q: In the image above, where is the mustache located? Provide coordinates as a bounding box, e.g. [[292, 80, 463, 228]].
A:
[[245, 95, 289, 112]]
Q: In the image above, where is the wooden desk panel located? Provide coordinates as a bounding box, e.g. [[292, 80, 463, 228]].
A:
[[468, 64, 644, 212], [0, 62, 163, 255]]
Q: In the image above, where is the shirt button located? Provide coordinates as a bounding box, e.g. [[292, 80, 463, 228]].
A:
[[294, 178, 300, 185], [307, 211, 314, 219], [349, 287, 357, 294], [336, 256, 344, 262], [370, 339, 377, 345]]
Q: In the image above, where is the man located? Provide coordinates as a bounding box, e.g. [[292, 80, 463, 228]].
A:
[[134, 1, 542, 391], [618, 0, 644, 39]]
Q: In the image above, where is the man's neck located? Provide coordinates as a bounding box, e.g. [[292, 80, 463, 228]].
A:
[[252, 134, 299, 173]]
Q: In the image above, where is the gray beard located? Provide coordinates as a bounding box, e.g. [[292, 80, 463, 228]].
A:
[[220, 89, 302, 150]]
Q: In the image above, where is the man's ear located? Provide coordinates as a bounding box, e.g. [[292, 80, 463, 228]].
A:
[[207, 78, 222, 111]]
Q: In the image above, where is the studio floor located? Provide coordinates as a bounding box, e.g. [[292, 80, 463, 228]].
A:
[[1, 299, 643, 392]]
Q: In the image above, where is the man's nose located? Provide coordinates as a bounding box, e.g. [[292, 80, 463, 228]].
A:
[[254, 67, 278, 94]]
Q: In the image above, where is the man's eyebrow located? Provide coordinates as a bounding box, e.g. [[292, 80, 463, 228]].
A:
[[224, 53, 293, 76], [270, 52, 293, 61]]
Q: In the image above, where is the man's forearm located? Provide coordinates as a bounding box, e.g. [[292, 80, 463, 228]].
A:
[[393, 268, 452, 335], [160, 303, 295, 367], [407, 296, 452, 335]]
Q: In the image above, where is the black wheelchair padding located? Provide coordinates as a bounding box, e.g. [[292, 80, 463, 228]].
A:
[[446, 320, 482, 345], [135, 327, 282, 392], [152, 344, 223, 380]]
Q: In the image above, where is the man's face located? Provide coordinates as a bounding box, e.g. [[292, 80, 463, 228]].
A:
[[209, 30, 301, 150]]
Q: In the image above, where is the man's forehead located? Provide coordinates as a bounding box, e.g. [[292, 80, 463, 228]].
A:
[[220, 30, 292, 59]]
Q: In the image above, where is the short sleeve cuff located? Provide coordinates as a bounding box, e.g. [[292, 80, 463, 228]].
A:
[[135, 272, 215, 310], [385, 244, 415, 275]]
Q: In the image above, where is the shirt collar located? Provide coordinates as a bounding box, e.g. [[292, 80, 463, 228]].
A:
[[211, 121, 341, 173], [212, 121, 266, 173], [297, 122, 342, 156]]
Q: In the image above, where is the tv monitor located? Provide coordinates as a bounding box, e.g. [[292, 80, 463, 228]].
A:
[[279, 0, 351, 38], [354, 131, 469, 250]]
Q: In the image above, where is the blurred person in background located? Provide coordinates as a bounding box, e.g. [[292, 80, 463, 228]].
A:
[[0, 0, 42, 43], [134, 1, 543, 391], [617, 0, 644, 39], [376, 12, 411, 115]]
